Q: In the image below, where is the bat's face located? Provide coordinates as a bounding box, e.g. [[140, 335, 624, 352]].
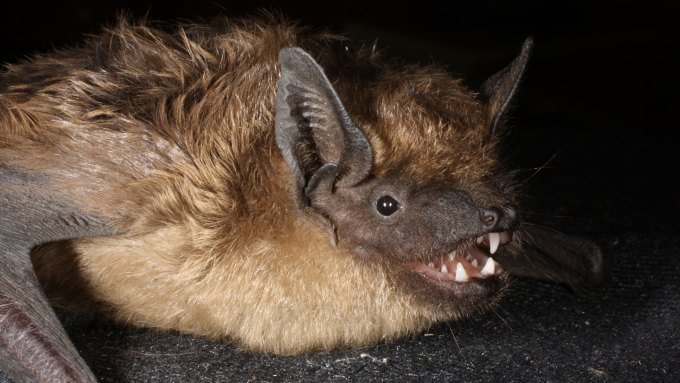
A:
[[312, 175, 515, 305], [275, 44, 602, 319]]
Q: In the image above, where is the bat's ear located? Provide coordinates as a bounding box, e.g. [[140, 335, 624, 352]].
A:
[[496, 225, 604, 292], [480, 37, 533, 135], [275, 47, 373, 206]]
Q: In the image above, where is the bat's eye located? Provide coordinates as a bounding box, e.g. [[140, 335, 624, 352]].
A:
[[376, 195, 401, 216]]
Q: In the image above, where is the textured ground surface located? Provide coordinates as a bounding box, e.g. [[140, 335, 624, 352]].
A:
[[1, 2, 677, 382]]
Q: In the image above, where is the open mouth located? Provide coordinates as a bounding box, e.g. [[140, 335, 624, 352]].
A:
[[406, 231, 513, 284]]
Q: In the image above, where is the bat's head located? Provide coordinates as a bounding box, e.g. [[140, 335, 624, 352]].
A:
[[275, 40, 602, 323]]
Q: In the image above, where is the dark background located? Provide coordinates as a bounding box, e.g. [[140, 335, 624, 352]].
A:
[[1, 1, 678, 382]]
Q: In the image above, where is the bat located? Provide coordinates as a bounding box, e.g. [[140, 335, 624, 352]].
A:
[[0, 17, 602, 382]]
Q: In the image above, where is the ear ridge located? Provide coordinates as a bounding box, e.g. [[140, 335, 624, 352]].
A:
[[303, 163, 340, 246], [481, 37, 534, 135], [305, 163, 338, 201], [275, 47, 372, 195]]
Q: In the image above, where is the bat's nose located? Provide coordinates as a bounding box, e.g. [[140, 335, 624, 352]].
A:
[[481, 206, 517, 231]]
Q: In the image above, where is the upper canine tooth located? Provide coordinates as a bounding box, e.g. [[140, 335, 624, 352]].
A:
[[481, 257, 496, 276], [488, 232, 500, 254], [455, 263, 469, 282]]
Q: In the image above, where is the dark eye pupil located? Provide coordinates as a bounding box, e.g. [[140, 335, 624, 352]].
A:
[[377, 195, 400, 216]]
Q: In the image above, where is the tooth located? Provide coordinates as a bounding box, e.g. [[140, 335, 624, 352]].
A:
[[441, 264, 448, 273], [476, 235, 484, 244], [471, 259, 478, 267], [481, 257, 495, 275], [488, 232, 500, 254], [428, 262, 435, 268], [448, 252, 455, 261], [455, 263, 469, 282]]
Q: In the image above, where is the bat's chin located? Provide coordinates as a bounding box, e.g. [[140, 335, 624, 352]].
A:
[[403, 231, 513, 301]]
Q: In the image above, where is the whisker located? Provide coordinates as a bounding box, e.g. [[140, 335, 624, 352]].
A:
[[520, 211, 575, 219], [523, 222, 568, 237], [522, 148, 566, 183], [445, 323, 474, 368], [491, 308, 513, 331]]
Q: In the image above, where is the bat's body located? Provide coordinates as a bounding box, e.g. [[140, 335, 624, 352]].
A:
[[0, 18, 601, 382]]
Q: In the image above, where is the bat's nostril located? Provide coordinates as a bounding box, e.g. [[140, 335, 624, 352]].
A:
[[481, 206, 519, 231], [482, 208, 500, 228]]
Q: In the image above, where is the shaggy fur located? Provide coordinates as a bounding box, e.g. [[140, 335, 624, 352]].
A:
[[1, 18, 599, 371], [2, 17, 505, 354]]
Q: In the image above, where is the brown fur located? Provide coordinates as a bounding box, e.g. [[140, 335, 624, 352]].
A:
[[3, 17, 513, 354]]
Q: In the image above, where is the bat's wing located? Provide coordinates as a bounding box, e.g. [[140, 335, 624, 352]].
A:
[[0, 160, 115, 382], [0, 102, 157, 381], [496, 224, 603, 292]]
